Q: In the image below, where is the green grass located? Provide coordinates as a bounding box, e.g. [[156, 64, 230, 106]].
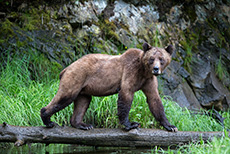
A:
[[215, 54, 229, 83], [0, 52, 230, 153], [158, 130, 230, 154]]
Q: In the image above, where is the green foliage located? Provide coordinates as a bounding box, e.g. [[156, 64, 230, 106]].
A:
[[153, 28, 162, 47], [179, 34, 195, 73], [152, 134, 230, 154], [178, 28, 200, 73], [182, 42, 193, 73], [216, 55, 224, 80], [0, 0, 10, 6], [215, 54, 229, 81], [18, 7, 51, 31], [28, 50, 62, 82], [174, 135, 230, 154], [0, 51, 61, 126], [0, 4, 52, 33], [0, 19, 14, 43], [96, 19, 120, 45]]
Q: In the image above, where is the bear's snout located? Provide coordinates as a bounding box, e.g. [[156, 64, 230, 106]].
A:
[[152, 66, 160, 75]]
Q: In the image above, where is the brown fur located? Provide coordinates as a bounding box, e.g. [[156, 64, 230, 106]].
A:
[[40, 43, 177, 132]]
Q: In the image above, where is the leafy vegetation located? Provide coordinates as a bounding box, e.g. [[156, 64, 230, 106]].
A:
[[179, 32, 196, 73], [215, 54, 229, 82], [0, 52, 229, 154], [153, 131, 230, 154], [153, 28, 162, 47]]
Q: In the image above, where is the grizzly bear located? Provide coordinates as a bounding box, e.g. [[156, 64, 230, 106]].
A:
[[40, 42, 178, 132]]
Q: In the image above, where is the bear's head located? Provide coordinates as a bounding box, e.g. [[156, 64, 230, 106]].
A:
[[142, 42, 174, 76]]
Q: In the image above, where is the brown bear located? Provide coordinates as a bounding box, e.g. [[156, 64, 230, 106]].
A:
[[40, 42, 178, 132]]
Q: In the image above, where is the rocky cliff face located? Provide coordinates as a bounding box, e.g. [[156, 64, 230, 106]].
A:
[[0, 0, 229, 110]]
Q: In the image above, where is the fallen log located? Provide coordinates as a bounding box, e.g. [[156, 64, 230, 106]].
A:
[[0, 122, 229, 147]]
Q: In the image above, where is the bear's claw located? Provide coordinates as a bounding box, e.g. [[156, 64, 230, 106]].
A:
[[74, 123, 94, 130], [164, 125, 178, 132], [171, 127, 178, 132]]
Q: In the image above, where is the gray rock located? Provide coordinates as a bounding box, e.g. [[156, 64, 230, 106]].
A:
[[116, 28, 138, 48], [167, 5, 182, 24], [67, 1, 98, 27], [202, 69, 230, 110], [170, 81, 201, 109], [195, 5, 207, 23], [109, 1, 159, 35], [167, 5, 190, 30], [162, 61, 183, 94], [92, 0, 107, 15], [161, 60, 200, 109], [103, 39, 118, 54], [204, 1, 215, 10], [178, 67, 190, 79], [188, 55, 230, 110], [88, 25, 101, 36], [189, 56, 211, 89]]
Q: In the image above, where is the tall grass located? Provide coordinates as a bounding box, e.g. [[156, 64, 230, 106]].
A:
[[0, 51, 230, 153], [0, 53, 58, 126]]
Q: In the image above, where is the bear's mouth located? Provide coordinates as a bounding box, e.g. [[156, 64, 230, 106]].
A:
[[152, 70, 161, 76], [152, 72, 160, 76]]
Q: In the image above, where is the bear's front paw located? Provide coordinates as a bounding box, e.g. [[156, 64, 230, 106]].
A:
[[124, 122, 140, 131], [164, 125, 178, 132], [45, 122, 59, 128], [44, 122, 54, 128], [74, 123, 94, 130]]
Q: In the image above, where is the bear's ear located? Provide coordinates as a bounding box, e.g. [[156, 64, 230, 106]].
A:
[[143, 42, 152, 52], [165, 45, 174, 55]]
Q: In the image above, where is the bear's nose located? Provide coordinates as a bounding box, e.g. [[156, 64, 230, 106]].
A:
[[153, 66, 159, 73]]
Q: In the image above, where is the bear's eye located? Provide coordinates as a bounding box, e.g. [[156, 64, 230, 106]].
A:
[[149, 58, 154, 64], [159, 58, 164, 65]]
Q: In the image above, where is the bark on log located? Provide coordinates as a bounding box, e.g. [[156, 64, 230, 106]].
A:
[[0, 123, 229, 147]]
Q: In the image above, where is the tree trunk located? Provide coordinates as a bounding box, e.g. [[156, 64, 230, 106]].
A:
[[0, 123, 228, 147]]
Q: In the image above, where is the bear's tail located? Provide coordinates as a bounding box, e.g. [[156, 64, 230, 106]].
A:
[[59, 68, 67, 80]]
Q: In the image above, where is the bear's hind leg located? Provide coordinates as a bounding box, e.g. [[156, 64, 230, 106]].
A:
[[70, 94, 93, 130], [41, 92, 76, 128]]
